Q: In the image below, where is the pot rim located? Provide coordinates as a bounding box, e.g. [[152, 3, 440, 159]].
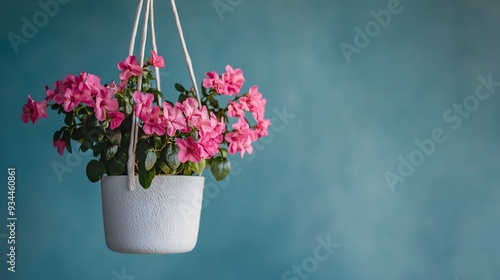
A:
[[101, 174, 205, 178]]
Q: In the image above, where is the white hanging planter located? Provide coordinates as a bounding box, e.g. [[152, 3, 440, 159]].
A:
[[100, 175, 205, 254]]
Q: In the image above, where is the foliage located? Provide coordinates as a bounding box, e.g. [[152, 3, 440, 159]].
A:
[[22, 51, 271, 188]]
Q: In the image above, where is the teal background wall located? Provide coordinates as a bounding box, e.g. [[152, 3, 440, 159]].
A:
[[1, 0, 500, 279]]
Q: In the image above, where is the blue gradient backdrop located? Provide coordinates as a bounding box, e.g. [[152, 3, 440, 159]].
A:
[[1, 0, 500, 279]]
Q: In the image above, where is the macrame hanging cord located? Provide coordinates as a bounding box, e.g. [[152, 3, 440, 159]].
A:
[[126, 0, 201, 190]]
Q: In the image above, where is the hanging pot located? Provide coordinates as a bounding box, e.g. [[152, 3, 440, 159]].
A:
[[100, 175, 205, 254]]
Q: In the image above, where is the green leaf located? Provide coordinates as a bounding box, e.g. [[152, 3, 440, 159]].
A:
[[220, 148, 228, 158], [215, 110, 226, 120], [53, 128, 64, 142], [98, 132, 105, 141], [107, 153, 127, 175], [75, 105, 82, 116], [64, 112, 73, 126], [120, 133, 130, 151], [191, 158, 206, 174], [66, 139, 73, 154], [135, 139, 150, 161], [125, 103, 133, 115], [105, 145, 119, 161], [158, 162, 172, 174], [164, 144, 181, 170], [115, 152, 128, 165], [79, 139, 92, 153], [183, 162, 193, 175], [210, 99, 219, 108], [201, 84, 208, 97], [86, 160, 105, 183], [106, 128, 122, 145], [142, 82, 150, 92], [71, 127, 85, 141], [144, 69, 154, 80], [61, 129, 69, 140], [93, 142, 104, 157], [174, 162, 184, 175], [144, 150, 157, 171], [61, 130, 72, 153], [153, 135, 163, 150], [138, 164, 155, 189], [178, 93, 187, 103], [156, 90, 164, 100], [175, 83, 186, 92], [211, 157, 231, 181]]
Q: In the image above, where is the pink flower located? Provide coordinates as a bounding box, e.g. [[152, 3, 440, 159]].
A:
[[21, 95, 47, 124], [162, 102, 187, 137], [180, 97, 198, 116], [255, 118, 271, 138], [215, 118, 226, 136], [225, 117, 256, 157], [49, 74, 95, 109], [234, 116, 258, 141], [141, 106, 166, 136], [202, 71, 227, 94], [45, 86, 56, 101], [108, 110, 125, 130], [76, 80, 94, 107], [53, 139, 66, 155], [180, 98, 204, 127], [80, 72, 104, 97], [241, 85, 266, 120], [222, 65, 245, 96], [133, 92, 166, 136], [94, 88, 118, 121], [196, 112, 225, 159], [106, 81, 118, 95], [63, 73, 76, 85], [54, 88, 79, 112], [52, 74, 94, 111], [133, 91, 154, 118], [198, 138, 220, 159], [176, 137, 201, 163], [118, 80, 128, 92], [227, 100, 244, 118], [225, 131, 253, 158], [150, 50, 165, 68], [197, 112, 219, 139], [117, 55, 142, 81], [54, 80, 65, 94]]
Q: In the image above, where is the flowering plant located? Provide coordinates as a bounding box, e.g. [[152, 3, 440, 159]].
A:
[[22, 51, 271, 188]]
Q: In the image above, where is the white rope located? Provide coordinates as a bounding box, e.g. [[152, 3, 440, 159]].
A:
[[127, 0, 152, 190], [128, 0, 144, 56], [126, 0, 200, 190], [136, 0, 151, 102], [150, 0, 162, 98], [170, 0, 201, 107], [126, 0, 144, 190]]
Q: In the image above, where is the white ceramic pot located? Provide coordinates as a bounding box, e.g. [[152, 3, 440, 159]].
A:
[[100, 175, 205, 254]]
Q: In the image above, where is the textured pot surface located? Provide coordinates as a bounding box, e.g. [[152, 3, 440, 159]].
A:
[[101, 175, 205, 254]]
